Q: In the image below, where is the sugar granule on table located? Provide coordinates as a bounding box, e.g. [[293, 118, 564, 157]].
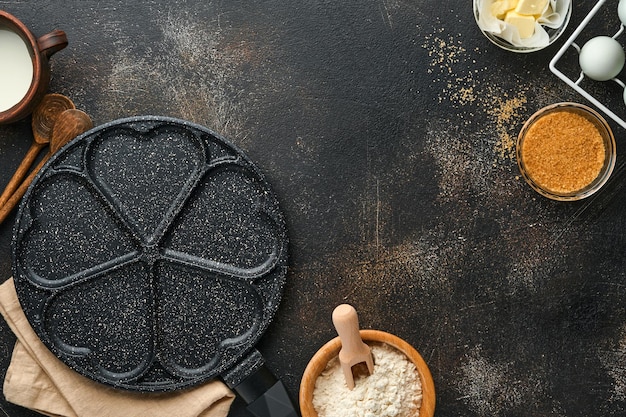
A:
[[312, 343, 422, 417]]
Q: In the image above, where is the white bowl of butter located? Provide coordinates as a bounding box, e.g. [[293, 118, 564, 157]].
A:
[[473, 0, 572, 52]]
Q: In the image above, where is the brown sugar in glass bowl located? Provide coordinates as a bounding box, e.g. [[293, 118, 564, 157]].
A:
[[517, 102, 616, 201], [299, 329, 435, 417]]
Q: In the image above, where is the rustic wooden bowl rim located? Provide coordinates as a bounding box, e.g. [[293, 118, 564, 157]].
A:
[[299, 329, 435, 417], [0, 10, 43, 123]]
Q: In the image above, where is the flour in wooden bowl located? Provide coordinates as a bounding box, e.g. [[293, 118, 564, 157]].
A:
[[312, 342, 422, 417]]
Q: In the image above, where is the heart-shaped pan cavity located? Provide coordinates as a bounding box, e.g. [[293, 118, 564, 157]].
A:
[[11, 116, 288, 392]]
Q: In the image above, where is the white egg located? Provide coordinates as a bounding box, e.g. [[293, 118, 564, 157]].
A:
[[619, 0, 626, 26], [579, 36, 625, 81]]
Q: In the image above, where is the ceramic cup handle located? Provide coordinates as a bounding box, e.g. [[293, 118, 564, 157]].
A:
[[37, 30, 68, 58]]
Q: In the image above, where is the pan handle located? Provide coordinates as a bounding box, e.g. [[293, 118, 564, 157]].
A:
[[223, 349, 300, 417]]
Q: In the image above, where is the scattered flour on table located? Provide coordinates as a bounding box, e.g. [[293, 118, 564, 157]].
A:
[[598, 324, 626, 402], [312, 343, 422, 417]]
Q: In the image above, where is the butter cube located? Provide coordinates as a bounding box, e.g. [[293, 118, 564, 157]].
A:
[[490, 0, 519, 19], [515, 0, 549, 16], [505, 11, 536, 38]]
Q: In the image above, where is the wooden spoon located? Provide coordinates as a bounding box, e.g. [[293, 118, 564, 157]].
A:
[[0, 109, 92, 224], [332, 304, 374, 390], [0, 94, 75, 207]]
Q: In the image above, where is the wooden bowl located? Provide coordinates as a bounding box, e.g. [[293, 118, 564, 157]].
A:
[[299, 329, 435, 417]]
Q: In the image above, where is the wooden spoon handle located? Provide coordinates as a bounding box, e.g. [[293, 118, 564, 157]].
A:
[[332, 304, 374, 390], [0, 153, 50, 225], [333, 304, 366, 355], [0, 109, 93, 225], [0, 142, 46, 207]]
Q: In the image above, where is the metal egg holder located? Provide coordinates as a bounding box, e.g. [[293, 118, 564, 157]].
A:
[[550, 0, 626, 129]]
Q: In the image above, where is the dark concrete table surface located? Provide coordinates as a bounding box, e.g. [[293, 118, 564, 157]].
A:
[[1, 1, 626, 416]]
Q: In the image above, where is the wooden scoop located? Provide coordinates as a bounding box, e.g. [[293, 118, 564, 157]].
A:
[[0, 94, 75, 207], [0, 109, 92, 224], [332, 304, 374, 390]]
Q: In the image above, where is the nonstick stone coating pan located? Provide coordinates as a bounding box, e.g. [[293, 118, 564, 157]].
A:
[[11, 116, 298, 416]]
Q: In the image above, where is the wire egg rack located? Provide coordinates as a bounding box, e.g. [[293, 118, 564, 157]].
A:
[[550, 0, 626, 129]]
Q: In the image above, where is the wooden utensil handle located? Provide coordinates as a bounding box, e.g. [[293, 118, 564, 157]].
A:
[[332, 304, 367, 356], [0, 109, 93, 225], [0, 143, 45, 207], [0, 154, 49, 225]]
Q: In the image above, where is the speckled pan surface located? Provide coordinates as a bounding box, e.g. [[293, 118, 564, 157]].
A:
[[11, 116, 288, 392]]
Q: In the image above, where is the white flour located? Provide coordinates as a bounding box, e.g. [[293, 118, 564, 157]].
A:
[[312, 342, 422, 417]]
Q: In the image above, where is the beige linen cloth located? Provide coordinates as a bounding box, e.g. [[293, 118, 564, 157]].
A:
[[0, 278, 235, 417]]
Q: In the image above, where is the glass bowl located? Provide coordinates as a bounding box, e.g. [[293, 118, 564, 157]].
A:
[[299, 329, 435, 417], [473, 0, 572, 53], [516, 102, 616, 201]]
